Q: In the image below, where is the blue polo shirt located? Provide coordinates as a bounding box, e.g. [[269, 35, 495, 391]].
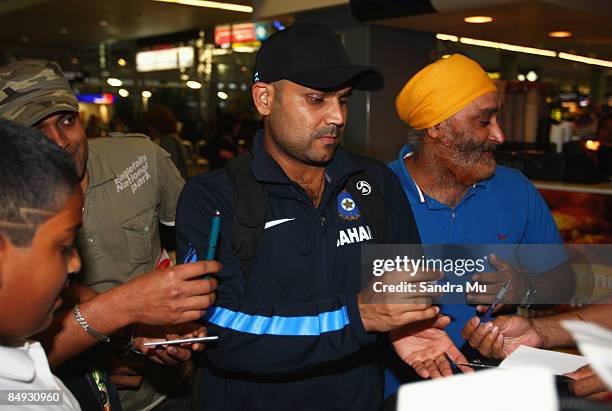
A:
[[385, 144, 565, 396]]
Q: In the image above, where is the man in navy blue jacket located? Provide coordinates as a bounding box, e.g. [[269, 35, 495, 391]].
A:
[[176, 24, 442, 410]]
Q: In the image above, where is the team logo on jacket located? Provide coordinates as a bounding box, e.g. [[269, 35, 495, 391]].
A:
[[356, 180, 371, 196], [337, 190, 360, 221]]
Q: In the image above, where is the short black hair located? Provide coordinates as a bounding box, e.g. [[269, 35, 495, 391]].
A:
[[0, 119, 80, 246]]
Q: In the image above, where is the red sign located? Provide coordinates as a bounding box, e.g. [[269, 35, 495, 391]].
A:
[[214, 23, 256, 47]]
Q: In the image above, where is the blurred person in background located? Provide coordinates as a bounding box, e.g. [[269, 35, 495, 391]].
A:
[[204, 114, 238, 170], [85, 114, 106, 138], [145, 105, 190, 178], [597, 114, 612, 179]]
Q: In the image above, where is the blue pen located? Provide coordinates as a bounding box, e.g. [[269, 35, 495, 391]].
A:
[[206, 210, 221, 260], [481, 279, 511, 322]]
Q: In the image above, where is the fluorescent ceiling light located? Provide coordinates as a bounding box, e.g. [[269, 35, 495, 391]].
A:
[[558, 52, 612, 68], [436, 33, 458, 42], [459, 37, 557, 57], [152, 0, 252, 13], [442, 33, 612, 67], [464, 16, 493, 24]]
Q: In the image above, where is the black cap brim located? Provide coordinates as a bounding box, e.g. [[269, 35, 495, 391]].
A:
[[288, 65, 384, 91]]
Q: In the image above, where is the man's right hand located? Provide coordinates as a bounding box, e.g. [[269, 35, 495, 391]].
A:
[[358, 268, 442, 332], [116, 260, 220, 325], [461, 315, 544, 359]]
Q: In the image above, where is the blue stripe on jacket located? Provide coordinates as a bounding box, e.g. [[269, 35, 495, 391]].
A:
[[206, 306, 350, 336]]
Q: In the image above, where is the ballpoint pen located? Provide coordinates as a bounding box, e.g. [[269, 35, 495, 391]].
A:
[[481, 279, 511, 322], [201, 210, 221, 280], [206, 210, 221, 260]]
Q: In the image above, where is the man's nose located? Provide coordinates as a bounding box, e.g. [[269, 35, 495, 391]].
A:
[[44, 126, 70, 150], [324, 100, 346, 128], [489, 122, 505, 145]]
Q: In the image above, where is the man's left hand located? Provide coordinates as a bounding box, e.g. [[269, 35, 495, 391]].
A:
[[390, 316, 473, 379], [466, 254, 527, 314]]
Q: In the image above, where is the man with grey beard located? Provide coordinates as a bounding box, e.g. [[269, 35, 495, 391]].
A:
[[384, 54, 568, 397]]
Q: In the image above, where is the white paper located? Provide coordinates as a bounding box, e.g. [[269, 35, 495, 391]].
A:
[[500, 345, 588, 375], [397, 367, 558, 411], [562, 320, 612, 389]]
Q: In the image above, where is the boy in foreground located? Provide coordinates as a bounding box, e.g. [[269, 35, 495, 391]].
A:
[[0, 119, 83, 410]]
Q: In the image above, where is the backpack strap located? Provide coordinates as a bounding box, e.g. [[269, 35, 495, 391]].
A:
[[346, 169, 387, 243], [224, 153, 267, 277]]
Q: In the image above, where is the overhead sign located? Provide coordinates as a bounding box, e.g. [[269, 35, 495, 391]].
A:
[[77, 93, 114, 104], [136, 46, 194, 72], [215, 22, 270, 47]]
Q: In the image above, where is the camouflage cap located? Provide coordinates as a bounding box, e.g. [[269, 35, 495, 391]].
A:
[[0, 60, 79, 127]]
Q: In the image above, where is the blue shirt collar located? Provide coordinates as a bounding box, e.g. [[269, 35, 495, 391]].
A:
[[250, 130, 363, 186], [392, 144, 493, 206]]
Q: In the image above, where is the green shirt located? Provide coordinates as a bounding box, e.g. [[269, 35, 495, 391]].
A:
[[75, 135, 187, 411], [77, 135, 184, 291]]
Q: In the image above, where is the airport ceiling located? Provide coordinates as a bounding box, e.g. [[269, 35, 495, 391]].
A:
[[374, 0, 612, 61], [0, 0, 253, 52], [0, 0, 609, 80]]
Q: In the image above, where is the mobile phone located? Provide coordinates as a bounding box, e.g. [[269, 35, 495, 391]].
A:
[[143, 336, 218, 347]]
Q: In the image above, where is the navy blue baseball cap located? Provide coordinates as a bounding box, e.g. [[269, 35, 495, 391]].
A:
[[254, 23, 384, 91]]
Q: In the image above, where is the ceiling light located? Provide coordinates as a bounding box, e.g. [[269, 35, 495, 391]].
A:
[[142, 90, 152, 98], [526, 70, 538, 82], [180, 73, 190, 81], [117, 58, 127, 66], [99, 19, 109, 27], [517, 74, 526, 81], [186, 80, 202, 89], [217, 91, 228, 100], [549, 31, 572, 38], [464, 16, 493, 24], [151, 0, 252, 13], [118, 88, 129, 97], [558, 52, 612, 68], [107, 78, 123, 87], [436, 33, 459, 42]]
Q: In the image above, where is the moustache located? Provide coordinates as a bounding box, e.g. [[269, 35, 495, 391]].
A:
[[311, 126, 339, 139]]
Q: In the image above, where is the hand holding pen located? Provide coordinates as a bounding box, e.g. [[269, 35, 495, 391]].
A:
[[481, 279, 511, 322]]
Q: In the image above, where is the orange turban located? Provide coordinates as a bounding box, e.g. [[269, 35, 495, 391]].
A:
[[396, 54, 497, 130]]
